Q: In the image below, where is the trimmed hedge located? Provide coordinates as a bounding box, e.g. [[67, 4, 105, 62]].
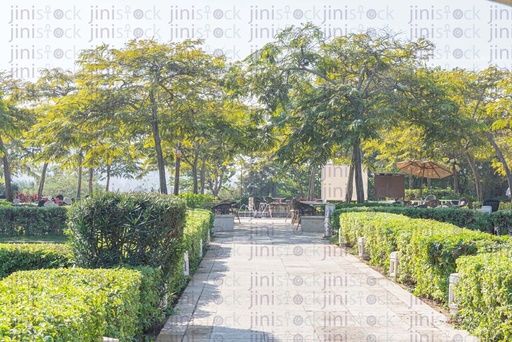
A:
[[339, 212, 509, 303], [0, 267, 161, 341], [184, 209, 214, 270], [455, 252, 512, 341], [166, 209, 214, 305], [0, 243, 73, 280], [331, 206, 492, 234], [490, 210, 512, 235], [67, 192, 187, 271], [0, 206, 68, 235]]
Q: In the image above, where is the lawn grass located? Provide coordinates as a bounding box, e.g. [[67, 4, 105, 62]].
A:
[[0, 234, 68, 244]]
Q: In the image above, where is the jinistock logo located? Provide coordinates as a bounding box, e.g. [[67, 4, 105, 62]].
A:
[[9, 5, 82, 23], [408, 24, 481, 40], [88, 5, 161, 23], [167, 5, 242, 43], [87, 5, 163, 42], [168, 5, 241, 23], [407, 5, 481, 23]]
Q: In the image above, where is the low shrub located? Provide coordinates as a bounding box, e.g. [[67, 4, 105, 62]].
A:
[[339, 212, 509, 303], [166, 209, 213, 306], [490, 210, 512, 235], [455, 251, 512, 341], [331, 206, 492, 235], [0, 267, 161, 341], [499, 202, 512, 211], [67, 192, 187, 274], [0, 206, 68, 235], [177, 192, 217, 209], [184, 209, 213, 270], [0, 243, 73, 280]]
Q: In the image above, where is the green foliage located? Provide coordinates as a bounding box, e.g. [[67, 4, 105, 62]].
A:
[[499, 202, 512, 210], [165, 209, 213, 306], [0, 206, 68, 235], [0, 267, 160, 341], [490, 210, 512, 235], [339, 212, 509, 304], [0, 200, 11, 207], [330, 206, 492, 236], [0, 243, 73, 280], [67, 192, 187, 274], [455, 252, 512, 341], [184, 209, 214, 269], [177, 192, 217, 209]]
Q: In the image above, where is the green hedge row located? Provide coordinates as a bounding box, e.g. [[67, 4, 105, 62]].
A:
[[166, 209, 214, 305], [0, 206, 68, 236], [339, 212, 509, 303], [184, 209, 213, 270], [0, 243, 73, 280], [455, 252, 512, 341], [0, 194, 215, 340], [0, 267, 161, 341], [331, 206, 495, 235]]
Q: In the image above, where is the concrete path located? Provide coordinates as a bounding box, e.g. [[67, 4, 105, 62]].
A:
[[157, 218, 477, 342]]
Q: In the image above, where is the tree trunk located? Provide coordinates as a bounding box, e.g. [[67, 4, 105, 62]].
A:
[[452, 163, 459, 194], [38, 162, 49, 199], [192, 146, 199, 194], [208, 169, 224, 198], [486, 132, 512, 203], [77, 153, 83, 200], [88, 168, 94, 195], [173, 154, 181, 196], [293, 168, 304, 199], [345, 153, 355, 202], [105, 164, 111, 192], [200, 155, 206, 195], [353, 138, 365, 203], [307, 165, 316, 201], [464, 150, 482, 202], [149, 90, 168, 194], [0, 137, 13, 202]]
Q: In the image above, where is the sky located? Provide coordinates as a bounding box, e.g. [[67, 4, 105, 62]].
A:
[[2, 0, 512, 78], [3, 0, 511, 190]]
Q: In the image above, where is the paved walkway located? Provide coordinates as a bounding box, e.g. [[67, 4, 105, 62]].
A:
[[157, 218, 477, 342]]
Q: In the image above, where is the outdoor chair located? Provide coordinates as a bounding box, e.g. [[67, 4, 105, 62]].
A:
[[458, 197, 473, 209], [423, 194, 436, 204], [230, 200, 242, 223], [482, 199, 500, 212], [292, 201, 316, 229], [427, 199, 441, 208], [211, 202, 232, 215]]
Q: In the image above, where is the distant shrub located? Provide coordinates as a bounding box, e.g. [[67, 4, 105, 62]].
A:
[[0, 206, 68, 235], [331, 206, 492, 235], [0, 243, 73, 280], [177, 192, 217, 209]]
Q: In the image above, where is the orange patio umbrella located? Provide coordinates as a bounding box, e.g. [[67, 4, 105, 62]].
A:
[[396, 160, 453, 198]]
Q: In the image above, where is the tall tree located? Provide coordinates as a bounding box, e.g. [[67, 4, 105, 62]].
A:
[[0, 74, 34, 201], [77, 40, 229, 195], [243, 24, 434, 202]]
